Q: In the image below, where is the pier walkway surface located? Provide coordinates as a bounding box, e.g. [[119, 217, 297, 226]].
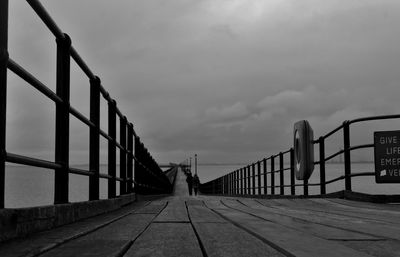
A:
[[1, 168, 400, 257]]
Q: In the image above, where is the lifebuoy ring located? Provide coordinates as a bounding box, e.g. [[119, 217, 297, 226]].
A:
[[293, 120, 314, 180]]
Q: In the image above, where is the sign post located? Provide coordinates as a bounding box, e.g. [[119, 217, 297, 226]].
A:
[[374, 130, 400, 183]]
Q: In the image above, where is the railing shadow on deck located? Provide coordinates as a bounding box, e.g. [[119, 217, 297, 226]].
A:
[[200, 114, 400, 203], [0, 0, 174, 210]]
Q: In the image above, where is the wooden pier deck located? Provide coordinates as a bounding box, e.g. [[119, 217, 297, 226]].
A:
[[1, 168, 400, 257]]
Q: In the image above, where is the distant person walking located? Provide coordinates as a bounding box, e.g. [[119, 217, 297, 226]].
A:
[[186, 173, 193, 196], [193, 174, 200, 196]]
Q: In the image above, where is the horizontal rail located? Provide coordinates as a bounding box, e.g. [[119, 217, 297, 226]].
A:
[[69, 167, 94, 177], [99, 129, 113, 142], [27, 0, 65, 39], [322, 124, 344, 140], [6, 152, 62, 170], [349, 143, 374, 152], [69, 106, 95, 128], [324, 172, 375, 186], [0, 0, 173, 208], [115, 107, 124, 119], [8, 59, 62, 104], [70, 46, 95, 80], [324, 149, 345, 162], [99, 85, 109, 100], [200, 113, 400, 197], [350, 114, 400, 124]]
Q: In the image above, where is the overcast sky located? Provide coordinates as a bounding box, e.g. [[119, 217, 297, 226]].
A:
[[5, 0, 400, 180]]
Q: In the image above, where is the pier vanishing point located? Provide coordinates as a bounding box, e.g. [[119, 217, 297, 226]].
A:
[[1, 1, 400, 256]]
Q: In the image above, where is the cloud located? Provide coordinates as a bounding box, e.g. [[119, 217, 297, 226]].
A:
[[256, 85, 348, 121], [205, 102, 248, 122]]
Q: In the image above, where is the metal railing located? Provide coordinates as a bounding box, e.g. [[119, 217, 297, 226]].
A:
[[200, 114, 400, 196], [0, 0, 173, 208]]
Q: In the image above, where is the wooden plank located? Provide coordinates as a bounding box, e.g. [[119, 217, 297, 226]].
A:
[[325, 198, 400, 212], [154, 199, 189, 223], [261, 198, 400, 225], [224, 199, 380, 241], [203, 199, 231, 210], [170, 168, 191, 197], [256, 199, 400, 241], [187, 201, 226, 223], [192, 200, 285, 257], [134, 200, 167, 214], [297, 199, 400, 224], [341, 240, 400, 257], [267, 198, 400, 228], [237, 199, 400, 255], [40, 214, 156, 257], [125, 223, 203, 257], [210, 201, 372, 257], [193, 222, 285, 257]]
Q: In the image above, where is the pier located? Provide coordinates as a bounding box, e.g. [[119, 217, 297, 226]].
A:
[[1, 168, 400, 256], [1, 1, 400, 256]]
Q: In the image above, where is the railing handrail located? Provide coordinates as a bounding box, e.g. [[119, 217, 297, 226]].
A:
[[0, 0, 173, 208], [200, 113, 400, 197]]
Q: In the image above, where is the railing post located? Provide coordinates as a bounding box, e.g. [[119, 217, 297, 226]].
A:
[[226, 175, 228, 195], [270, 156, 275, 195], [257, 161, 261, 195], [232, 172, 234, 195], [223, 175, 226, 195], [127, 123, 133, 193], [236, 169, 240, 195], [230, 172, 233, 195], [263, 158, 267, 195], [120, 116, 127, 195], [227, 173, 230, 195], [240, 168, 243, 195], [233, 170, 236, 195], [243, 167, 247, 194], [228, 173, 231, 195], [343, 120, 352, 191], [228, 174, 230, 195], [319, 137, 326, 194], [303, 179, 309, 196], [247, 165, 251, 195], [290, 148, 295, 195], [134, 137, 141, 193], [252, 163, 256, 195], [279, 152, 284, 195], [0, 0, 9, 209], [226, 174, 228, 195], [108, 99, 116, 198], [213, 180, 216, 194], [233, 172, 236, 195], [89, 76, 100, 200], [222, 175, 224, 195], [232, 171, 236, 195], [222, 175, 226, 195], [54, 33, 71, 204]]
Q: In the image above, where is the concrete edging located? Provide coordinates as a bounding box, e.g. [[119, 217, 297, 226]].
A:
[[0, 193, 136, 243]]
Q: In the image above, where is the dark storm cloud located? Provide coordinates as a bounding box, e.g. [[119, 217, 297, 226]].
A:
[[6, 0, 400, 172]]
